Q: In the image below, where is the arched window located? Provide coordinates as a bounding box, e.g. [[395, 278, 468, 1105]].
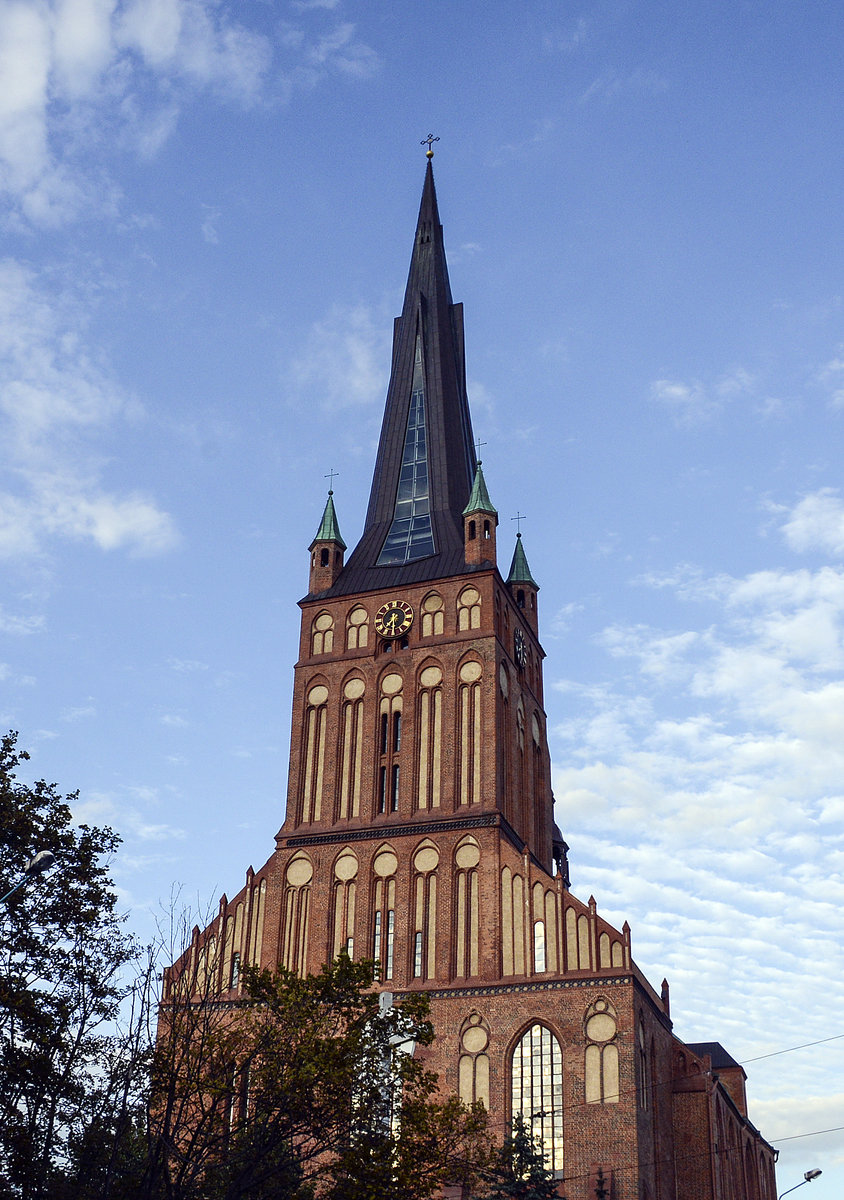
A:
[[372, 848, 397, 980], [501, 866, 525, 976], [421, 592, 444, 636], [411, 843, 438, 980], [300, 684, 328, 823], [454, 838, 480, 978], [511, 1024, 564, 1174], [338, 679, 365, 820], [416, 664, 442, 810], [638, 1018, 648, 1109], [346, 606, 369, 650], [457, 586, 481, 630], [458, 1013, 490, 1108], [377, 673, 402, 815], [332, 849, 357, 959], [281, 855, 312, 975], [458, 660, 482, 805], [584, 998, 619, 1104], [311, 611, 334, 655]]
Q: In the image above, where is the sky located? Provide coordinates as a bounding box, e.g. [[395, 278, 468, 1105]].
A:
[[1, 0, 843, 1191]]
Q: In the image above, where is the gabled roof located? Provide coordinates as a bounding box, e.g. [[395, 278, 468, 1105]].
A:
[[316, 161, 477, 599], [309, 491, 346, 551], [463, 462, 498, 519], [506, 533, 539, 588]]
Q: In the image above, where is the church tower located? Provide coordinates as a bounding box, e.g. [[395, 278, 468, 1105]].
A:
[[177, 156, 777, 1200]]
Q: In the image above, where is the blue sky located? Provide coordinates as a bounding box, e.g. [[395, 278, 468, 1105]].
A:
[[1, 0, 843, 1190]]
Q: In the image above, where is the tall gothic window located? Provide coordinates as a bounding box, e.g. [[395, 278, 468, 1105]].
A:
[[332, 849, 358, 959], [584, 998, 620, 1105], [281, 855, 312, 975], [339, 679, 365, 820], [454, 839, 480, 977], [417, 665, 442, 810], [411, 843, 438, 980], [458, 1013, 490, 1108], [300, 684, 328, 823], [377, 333, 435, 565], [511, 1024, 564, 1174], [457, 660, 482, 806], [377, 674, 402, 815], [372, 848, 397, 981]]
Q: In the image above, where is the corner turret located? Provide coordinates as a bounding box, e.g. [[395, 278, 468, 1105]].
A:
[[463, 461, 497, 567], [308, 490, 346, 593], [506, 532, 539, 631]]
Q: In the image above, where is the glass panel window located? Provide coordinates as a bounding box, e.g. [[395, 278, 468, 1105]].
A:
[[385, 910, 395, 979], [377, 335, 436, 565], [511, 1024, 564, 1175]]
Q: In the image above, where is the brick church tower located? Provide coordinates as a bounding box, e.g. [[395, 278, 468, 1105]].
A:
[[177, 157, 777, 1200]]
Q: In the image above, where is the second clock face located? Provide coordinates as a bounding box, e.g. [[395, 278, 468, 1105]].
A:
[[514, 628, 527, 669], [374, 600, 414, 639]]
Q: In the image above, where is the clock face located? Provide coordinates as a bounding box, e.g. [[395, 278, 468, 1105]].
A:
[[514, 628, 527, 670], [374, 600, 414, 639]]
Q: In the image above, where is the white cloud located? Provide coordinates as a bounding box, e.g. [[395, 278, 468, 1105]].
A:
[[780, 489, 844, 558], [167, 658, 209, 673], [579, 67, 669, 106], [0, 258, 178, 558], [650, 377, 714, 425], [289, 303, 390, 411], [0, 605, 44, 634], [650, 368, 767, 427], [0, 2, 376, 227], [551, 553, 844, 1085]]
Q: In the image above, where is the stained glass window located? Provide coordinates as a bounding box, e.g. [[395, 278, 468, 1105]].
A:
[[511, 1023, 564, 1174], [377, 334, 436, 565]]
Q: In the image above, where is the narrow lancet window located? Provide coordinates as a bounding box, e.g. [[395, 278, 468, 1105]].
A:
[[377, 334, 435, 565]]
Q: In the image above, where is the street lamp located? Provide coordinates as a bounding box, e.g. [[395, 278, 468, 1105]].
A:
[[779, 1169, 822, 1199], [0, 851, 56, 903]]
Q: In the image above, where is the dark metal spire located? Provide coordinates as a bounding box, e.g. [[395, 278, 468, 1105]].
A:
[[319, 159, 477, 597]]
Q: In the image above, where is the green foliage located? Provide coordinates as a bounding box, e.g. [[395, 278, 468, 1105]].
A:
[[0, 731, 140, 1200], [480, 1115, 563, 1200], [145, 954, 493, 1200], [0, 734, 493, 1200]]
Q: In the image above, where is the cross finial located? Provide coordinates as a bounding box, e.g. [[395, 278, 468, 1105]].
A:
[[474, 437, 487, 463], [511, 511, 527, 536], [324, 468, 339, 494], [421, 133, 440, 160]]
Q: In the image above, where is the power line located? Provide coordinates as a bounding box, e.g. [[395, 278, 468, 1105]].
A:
[[771, 1125, 844, 1144], [740, 1032, 844, 1064]]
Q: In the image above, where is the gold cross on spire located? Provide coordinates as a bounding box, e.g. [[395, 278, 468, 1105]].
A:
[[421, 133, 440, 160]]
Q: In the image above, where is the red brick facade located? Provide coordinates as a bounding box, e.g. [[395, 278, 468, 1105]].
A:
[[170, 162, 777, 1200]]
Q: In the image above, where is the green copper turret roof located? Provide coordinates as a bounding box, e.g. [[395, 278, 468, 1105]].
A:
[[309, 491, 346, 551], [506, 533, 538, 588], [462, 461, 498, 519]]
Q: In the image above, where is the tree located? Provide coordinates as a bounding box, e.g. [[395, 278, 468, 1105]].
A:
[[143, 952, 493, 1200], [0, 732, 140, 1200], [481, 1114, 563, 1200]]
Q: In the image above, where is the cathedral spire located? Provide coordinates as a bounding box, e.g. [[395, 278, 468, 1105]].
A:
[[319, 159, 477, 597]]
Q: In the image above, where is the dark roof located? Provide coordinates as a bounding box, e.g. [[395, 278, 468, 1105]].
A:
[[309, 491, 346, 551], [685, 1042, 743, 1072], [316, 161, 477, 600]]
